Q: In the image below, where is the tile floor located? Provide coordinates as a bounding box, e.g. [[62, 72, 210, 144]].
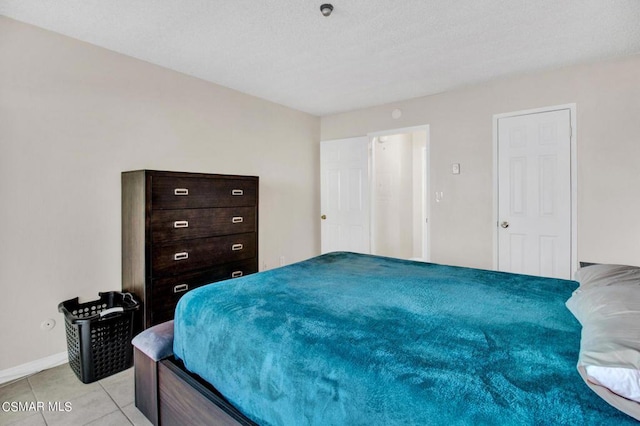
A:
[[0, 365, 151, 426]]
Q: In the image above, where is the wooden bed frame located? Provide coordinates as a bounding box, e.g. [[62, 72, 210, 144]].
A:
[[134, 341, 640, 426], [134, 348, 256, 426]]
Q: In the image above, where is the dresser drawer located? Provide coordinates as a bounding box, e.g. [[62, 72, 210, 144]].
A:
[[150, 259, 258, 325], [151, 207, 256, 243], [152, 233, 257, 277], [152, 177, 257, 209]]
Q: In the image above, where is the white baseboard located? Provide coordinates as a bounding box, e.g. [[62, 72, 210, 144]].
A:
[[0, 352, 68, 385]]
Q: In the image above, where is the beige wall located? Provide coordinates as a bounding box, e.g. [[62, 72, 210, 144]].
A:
[[0, 17, 320, 370], [2, 15, 639, 373], [322, 55, 640, 270]]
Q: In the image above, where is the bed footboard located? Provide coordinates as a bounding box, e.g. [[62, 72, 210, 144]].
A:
[[132, 320, 255, 426], [134, 347, 159, 425], [158, 359, 254, 426]]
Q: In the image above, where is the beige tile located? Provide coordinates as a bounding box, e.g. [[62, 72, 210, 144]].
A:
[[0, 412, 46, 426], [121, 404, 153, 426], [0, 379, 39, 426], [99, 368, 134, 408], [28, 364, 99, 402], [85, 410, 132, 426], [7, 363, 139, 426], [41, 388, 118, 426], [0, 379, 36, 403]]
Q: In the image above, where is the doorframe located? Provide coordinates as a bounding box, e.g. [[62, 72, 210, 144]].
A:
[[368, 125, 431, 261], [492, 103, 578, 276]]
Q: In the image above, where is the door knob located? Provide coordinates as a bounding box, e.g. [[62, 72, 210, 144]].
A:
[[321, 215, 327, 220], [500, 221, 509, 229]]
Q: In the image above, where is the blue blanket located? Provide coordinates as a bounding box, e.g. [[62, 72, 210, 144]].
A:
[[173, 252, 635, 425]]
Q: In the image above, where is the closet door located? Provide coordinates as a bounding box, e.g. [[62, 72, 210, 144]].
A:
[[497, 108, 573, 279]]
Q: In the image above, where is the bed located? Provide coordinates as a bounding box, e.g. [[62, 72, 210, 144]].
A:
[[132, 252, 639, 425]]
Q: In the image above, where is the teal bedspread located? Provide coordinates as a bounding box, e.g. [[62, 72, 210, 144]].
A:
[[173, 252, 635, 425]]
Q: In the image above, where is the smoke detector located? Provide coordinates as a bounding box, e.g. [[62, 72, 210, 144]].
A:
[[320, 4, 334, 17]]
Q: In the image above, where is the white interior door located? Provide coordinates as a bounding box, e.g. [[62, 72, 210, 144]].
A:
[[320, 137, 370, 254], [497, 109, 572, 279]]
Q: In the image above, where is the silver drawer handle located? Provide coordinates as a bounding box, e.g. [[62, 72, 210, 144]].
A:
[[231, 243, 244, 251], [174, 220, 189, 228], [232, 216, 244, 224], [174, 188, 189, 196], [173, 284, 189, 293], [174, 252, 189, 261], [231, 271, 243, 278], [231, 189, 244, 196]]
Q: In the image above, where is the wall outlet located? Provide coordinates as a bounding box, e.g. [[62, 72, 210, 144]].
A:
[[40, 318, 56, 331], [280, 256, 285, 266]]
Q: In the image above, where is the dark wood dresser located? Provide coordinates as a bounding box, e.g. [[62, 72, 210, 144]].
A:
[[122, 170, 259, 329]]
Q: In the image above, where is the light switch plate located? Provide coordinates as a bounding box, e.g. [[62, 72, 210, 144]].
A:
[[452, 163, 460, 174]]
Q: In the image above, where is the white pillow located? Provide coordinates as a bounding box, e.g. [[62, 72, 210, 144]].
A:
[[586, 366, 640, 403], [573, 263, 640, 291], [567, 285, 640, 368], [567, 265, 640, 406]]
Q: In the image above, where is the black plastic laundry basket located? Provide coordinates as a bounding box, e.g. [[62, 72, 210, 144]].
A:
[[58, 292, 139, 383]]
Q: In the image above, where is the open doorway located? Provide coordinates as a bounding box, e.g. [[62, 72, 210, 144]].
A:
[[369, 126, 430, 261]]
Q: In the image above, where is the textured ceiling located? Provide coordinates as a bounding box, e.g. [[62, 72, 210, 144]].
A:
[[1, 1, 640, 116]]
